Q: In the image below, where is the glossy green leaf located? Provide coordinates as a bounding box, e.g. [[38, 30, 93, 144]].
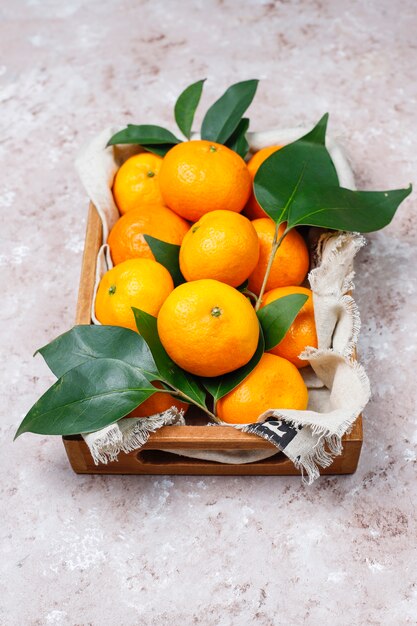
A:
[[202, 326, 265, 404], [143, 235, 184, 286], [107, 124, 182, 147], [254, 113, 411, 232], [225, 117, 250, 158], [132, 308, 208, 409], [254, 114, 339, 223], [37, 325, 158, 379], [14, 359, 158, 438], [286, 184, 413, 232], [175, 79, 206, 139], [256, 294, 308, 351], [201, 80, 259, 144], [140, 143, 177, 157]]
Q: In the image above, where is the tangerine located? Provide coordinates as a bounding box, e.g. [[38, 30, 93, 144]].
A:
[[261, 286, 318, 368], [179, 210, 259, 287], [108, 204, 189, 265], [157, 279, 259, 377], [128, 381, 189, 417], [248, 219, 309, 294], [95, 258, 173, 331], [244, 145, 282, 219], [217, 353, 308, 424], [113, 153, 164, 214], [159, 140, 251, 222]]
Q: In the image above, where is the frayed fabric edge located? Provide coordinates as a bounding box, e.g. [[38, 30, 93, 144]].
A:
[[289, 431, 346, 486], [86, 423, 123, 465], [339, 294, 362, 357], [84, 408, 185, 465], [291, 434, 343, 485], [239, 420, 345, 485], [309, 232, 367, 295]]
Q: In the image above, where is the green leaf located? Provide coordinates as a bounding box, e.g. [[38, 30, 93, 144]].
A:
[[37, 325, 158, 379], [132, 308, 208, 409], [140, 144, 177, 157], [174, 79, 206, 139], [253, 113, 412, 233], [143, 235, 184, 286], [14, 359, 158, 438], [287, 184, 413, 232], [256, 294, 308, 351], [254, 114, 339, 224], [107, 124, 182, 147], [225, 117, 250, 158], [202, 326, 265, 404], [201, 80, 259, 144], [301, 112, 329, 145]]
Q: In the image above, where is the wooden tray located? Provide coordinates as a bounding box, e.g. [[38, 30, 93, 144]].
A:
[[63, 203, 363, 475]]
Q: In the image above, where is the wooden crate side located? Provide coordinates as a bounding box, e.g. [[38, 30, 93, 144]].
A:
[[63, 430, 362, 476], [75, 203, 102, 326]]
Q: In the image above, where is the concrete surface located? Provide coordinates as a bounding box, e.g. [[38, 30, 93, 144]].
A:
[[1, 1, 416, 624]]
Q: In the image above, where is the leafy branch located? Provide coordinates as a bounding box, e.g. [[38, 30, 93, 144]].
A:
[[253, 114, 412, 308], [107, 79, 258, 158]]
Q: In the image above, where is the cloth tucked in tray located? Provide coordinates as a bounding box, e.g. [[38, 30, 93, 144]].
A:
[[75, 127, 370, 483]]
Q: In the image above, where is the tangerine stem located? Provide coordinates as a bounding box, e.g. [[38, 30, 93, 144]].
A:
[[254, 225, 289, 311], [169, 388, 221, 424], [242, 288, 258, 301]]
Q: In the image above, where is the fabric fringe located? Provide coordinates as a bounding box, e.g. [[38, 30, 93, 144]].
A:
[[284, 430, 345, 486], [86, 408, 185, 465], [239, 419, 344, 485], [351, 358, 372, 401], [119, 409, 185, 456], [294, 436, 340, 485], [309, 232, 367, 294], [268, 399, 367, 441], [339, 294, 362, 357], [87, 424, 123, 465], [341, 269, 356, 295]]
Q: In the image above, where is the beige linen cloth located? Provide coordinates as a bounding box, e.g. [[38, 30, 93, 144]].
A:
[[76, 127, 370, 483]]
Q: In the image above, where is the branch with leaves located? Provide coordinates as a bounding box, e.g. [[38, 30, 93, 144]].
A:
[[251, 113, 411, 307], [107, 78, 258, 158]]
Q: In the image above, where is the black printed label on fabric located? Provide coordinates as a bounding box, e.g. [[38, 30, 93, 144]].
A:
[[244, 419, 300, 450]]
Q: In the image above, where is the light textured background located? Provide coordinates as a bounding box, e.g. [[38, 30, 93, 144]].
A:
[[1, 1, 417, 624]]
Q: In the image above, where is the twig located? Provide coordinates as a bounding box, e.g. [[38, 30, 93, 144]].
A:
[[169, 388, 221, 424], [254, 227, 289, 310]]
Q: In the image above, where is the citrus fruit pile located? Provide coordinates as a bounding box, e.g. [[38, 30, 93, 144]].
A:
[[15, 78, 410, 446], [95, 140, 316, 423]]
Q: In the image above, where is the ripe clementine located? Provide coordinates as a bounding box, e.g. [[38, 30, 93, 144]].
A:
[[157, 279, 259, 377], [217, 353, 308, 424], [95, 258, 174, 331], [158, 140, 252, 222], [128, 381, 189, 417], [261, 286, 318, 368], [248, 219, 309, 295], [107, 204, 190, 265], [112, 153, 164, 214], [244, 145, 282, 219], [179, 210, 259, 287]]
